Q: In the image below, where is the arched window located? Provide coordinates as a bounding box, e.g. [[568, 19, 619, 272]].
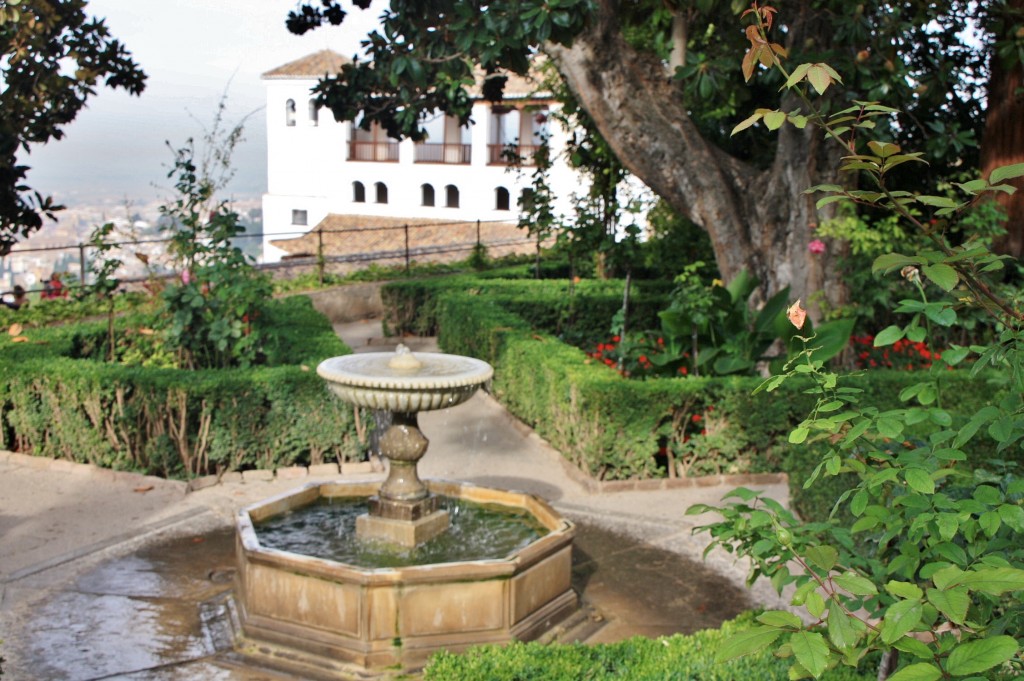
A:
[[308, 99, 319, 126], [445, 184, 460, 208], [375, 182, 389, 204], [353, 181, 366, 203], [422, 184, 435, 207], [285, 99, 296, 127], [495, 186, 510, 211]]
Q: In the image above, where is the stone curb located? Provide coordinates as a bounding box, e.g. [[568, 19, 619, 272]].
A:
[[0, 450, 382, 494], [556, 452, 789, 494]]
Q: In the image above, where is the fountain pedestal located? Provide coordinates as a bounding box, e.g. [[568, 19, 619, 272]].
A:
[[357, 410, 450, 545]]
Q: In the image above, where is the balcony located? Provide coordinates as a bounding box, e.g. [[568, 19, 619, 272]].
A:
[[414, 143, 472, 164], [349, 141, 400, 162], [488, 144, 539, 166]]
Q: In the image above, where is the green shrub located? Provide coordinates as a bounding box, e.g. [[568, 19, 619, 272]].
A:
[[382, 278, 1005, 507], [0, 296, 361, 478], [423, 612, 873, 680]]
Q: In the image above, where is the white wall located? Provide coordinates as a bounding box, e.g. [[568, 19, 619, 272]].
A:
[[261, 76, 580, 263]]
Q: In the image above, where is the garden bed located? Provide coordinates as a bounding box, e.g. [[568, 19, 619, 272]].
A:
[[0, 296, 362, 479], [381, 277, 1004, 516]]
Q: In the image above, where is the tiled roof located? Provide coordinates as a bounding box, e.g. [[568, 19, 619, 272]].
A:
[[262, 50, 350, 79], [271, 214, 525, 259], [262, 50, 551, 99]]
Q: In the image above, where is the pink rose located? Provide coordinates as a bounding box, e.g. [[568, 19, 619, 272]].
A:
[[808, 239, 826, 254]]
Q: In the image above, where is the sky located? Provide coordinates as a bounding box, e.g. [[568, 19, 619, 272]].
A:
[[22, 0, 383, 207]]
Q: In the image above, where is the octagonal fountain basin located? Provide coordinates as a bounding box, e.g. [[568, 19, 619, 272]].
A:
[[232, 479, 577, 674]]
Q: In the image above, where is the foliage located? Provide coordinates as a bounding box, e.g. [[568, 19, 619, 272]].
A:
[[692, 6, 1024, 680], [158, 143, 272, 369], [424, 612, 873, 680], [285, 0, 1001, 310], [0, 0, 145, 253], [0, 297, 361, 477], [637, 200, 719, 281], [381, 277, 999, 483], [655, 267, 853, 377], [0, 291, 148, 329]]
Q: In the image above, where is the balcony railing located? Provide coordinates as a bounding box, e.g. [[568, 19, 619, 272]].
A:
[[487, 143, 539, 166], [349, 141, 400, 162], [414, 143, 472, 164]]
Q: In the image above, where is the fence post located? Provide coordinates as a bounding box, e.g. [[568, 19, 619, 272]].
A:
[[317, 230, 325, 286], [404, 224, 410, 275], [78, 243, 87, 287], [476, 219, 481, 247]]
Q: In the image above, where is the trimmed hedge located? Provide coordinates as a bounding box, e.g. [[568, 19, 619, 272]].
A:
[[383, 276, 673, 346], [381, 277, 1005, 516], [0, 297, 361, 478], [424, 612, 873, 680]]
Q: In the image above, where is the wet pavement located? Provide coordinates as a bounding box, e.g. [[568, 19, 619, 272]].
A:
[[0, 319, 789, 680]]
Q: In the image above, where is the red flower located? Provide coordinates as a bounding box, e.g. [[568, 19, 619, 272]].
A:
[[679, 366, 688, 375], [612, 335, 621, 342], [639, 355, 648, 363], [692, 413, 702, 423]]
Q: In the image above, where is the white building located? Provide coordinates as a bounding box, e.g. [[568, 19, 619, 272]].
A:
[[260, 50, 579, 263]]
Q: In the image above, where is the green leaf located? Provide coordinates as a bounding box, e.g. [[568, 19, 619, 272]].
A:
[[867, 140, 901, 158], [998, 503, 1024, 532], [806, 64, 832, 95], [732, 111, 764, 136], [958, 567, 1024, 595], [881, 599, 923, 644], [715, 626, 783, 662], [874, 325, 905, 346], [886, 580, 923, 600], [904, 468, 935, 494], [944, 635, 1019, 676], [805, 591, 826, 619], [789, 426, 810, 444], [915, 195, 958, 208], [894, 635, 937, 660], [827, 606, 861, 649], [790, 631, 830, 678], [979, 511, 1001, 537], [805, 545, 839, 572], [764, 110, 787, 130], [926, 586, 969, 625], [833, 572, 878, 596], [757, 610, 804, 629], [873, 253, 925, 274], [932, 565, 965, 590], [935, 513, 958, 542], [785, 63, 812, 88], [886, 663, 942, 681], [990, 162, 1024, 184], [921, 263, 959, 292]]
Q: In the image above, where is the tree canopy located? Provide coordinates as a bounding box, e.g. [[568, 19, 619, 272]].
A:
[[0, 0, 146, 255], [289, 0, 1011, 312]]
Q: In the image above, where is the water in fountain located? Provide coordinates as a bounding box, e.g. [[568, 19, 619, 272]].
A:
[[253, 496, 547, 568]]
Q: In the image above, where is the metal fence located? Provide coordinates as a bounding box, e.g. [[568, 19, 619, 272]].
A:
[[1, 218, 537, 296]]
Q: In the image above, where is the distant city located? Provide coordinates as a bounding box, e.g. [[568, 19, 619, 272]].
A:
[[0, 192, 264, 297]]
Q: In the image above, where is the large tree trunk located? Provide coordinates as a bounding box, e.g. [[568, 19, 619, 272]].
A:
[[980, 0, 1024, 258], [546, 0, 846, 315]]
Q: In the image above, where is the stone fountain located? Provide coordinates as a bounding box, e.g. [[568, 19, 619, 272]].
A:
[[229, 345, 578, 675]]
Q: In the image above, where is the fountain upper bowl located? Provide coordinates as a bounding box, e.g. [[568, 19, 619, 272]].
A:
[[317, 351, 493, 412]]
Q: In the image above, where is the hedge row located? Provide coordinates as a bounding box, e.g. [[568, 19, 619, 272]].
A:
[[0, 297, 361, 478], [381, 278, 1005, 517], [424, 612, 873, 680], [384, 276, 673, 346]]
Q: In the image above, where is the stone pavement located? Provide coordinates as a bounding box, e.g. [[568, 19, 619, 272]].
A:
[[0, 319, 791, 680]]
